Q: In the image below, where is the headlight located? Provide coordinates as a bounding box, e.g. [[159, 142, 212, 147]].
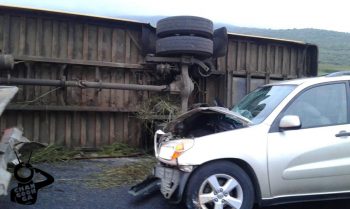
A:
[[158, 139, 194, 160]]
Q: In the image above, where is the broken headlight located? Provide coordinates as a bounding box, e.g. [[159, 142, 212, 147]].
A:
[[158, 139, 194, 161]]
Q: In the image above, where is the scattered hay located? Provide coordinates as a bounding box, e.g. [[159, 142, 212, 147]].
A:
[[136, 96, 180, 136], [23, 143, 143, 163], [85, 157, 156, 189], [22, 145, 79, 163]]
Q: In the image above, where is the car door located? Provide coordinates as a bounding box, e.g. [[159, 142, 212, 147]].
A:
[[267, 82, 350, 198]]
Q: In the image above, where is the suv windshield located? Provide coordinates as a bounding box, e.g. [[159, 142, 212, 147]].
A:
[[232, 85, 296, 124]]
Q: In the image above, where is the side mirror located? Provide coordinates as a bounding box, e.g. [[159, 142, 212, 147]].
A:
[[279, 115, 301, 130]]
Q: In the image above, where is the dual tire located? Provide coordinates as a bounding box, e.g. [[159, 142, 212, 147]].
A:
[[155, 16, 214, 58]]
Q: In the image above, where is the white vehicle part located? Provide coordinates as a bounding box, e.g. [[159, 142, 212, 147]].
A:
[[0, 127, 30, 195], [158, 124, 272, 198], [158, 139, 194, 160], [154, 130, 165, 157]]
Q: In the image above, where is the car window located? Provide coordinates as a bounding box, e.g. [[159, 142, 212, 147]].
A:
[[283, 83, 347, 128], [232, 85, 296, 124]]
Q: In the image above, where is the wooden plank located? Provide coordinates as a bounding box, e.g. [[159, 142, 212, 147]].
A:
[[19, 16, 26, 55], [111, 28, 118, 62], [42, 19, 53, 57], [67, 22, 74, 59], [124, 32, 131, 108], [9, 16, 20, 55], [115, 113, 123, 143], [65, 113, 71, 147], [97, 27, 103, 61], [237, 41, 243, 71], [73, 23, 83, 60], [274, 45, 279, 74], [71, 112, 80, 147], [245, 42, 250, 72], [0, 15, 3, 52], [226, 40, 234, 72], [51, 20, 59, 58], [58, 21, 68, 58], [22, 112, 33, 140], [86, 112, 95, 147], [33, 113, 39, 142], [39, 112, 49, 144], [26, 17, 36, 55], [109, 114, 115, 144], [81, 67, 88, 105], [49, 113, 55, 144], [95, 113, 101, 147], [123, 113, 129, 144], [2, 15, 10, 53], [66, 66, 81, 106], [35, 18, 43, 56], [116, 29, 126, 63], [83, 24, 89, 60], [88, 25, 97, 60], [290, 48, 297, 76], [282, 47, 290, 76], [100, 68, 111, 107], [16, 114, 23, 130], [0, 113, 6, 133], [101, 113, 109, 145], [102, 27, 112, 62], [80, 113, 86, 147], [40, 65, 50, 105], [110, 69, 117, 108], [55, 112, 65, 145]]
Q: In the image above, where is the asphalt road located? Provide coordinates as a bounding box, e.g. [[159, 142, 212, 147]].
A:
[[1, 158, 350, 209]]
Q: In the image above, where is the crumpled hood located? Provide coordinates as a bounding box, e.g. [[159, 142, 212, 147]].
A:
[[165, 106, 252, 132], [0, 86, 18, 116]]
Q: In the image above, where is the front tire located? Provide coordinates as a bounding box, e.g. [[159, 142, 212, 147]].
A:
[[185, 161, 254, 209]]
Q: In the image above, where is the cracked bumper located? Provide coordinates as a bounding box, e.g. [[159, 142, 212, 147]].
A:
[[154, 165, 191, 203]]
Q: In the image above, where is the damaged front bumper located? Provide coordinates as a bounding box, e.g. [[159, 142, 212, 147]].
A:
[[129, 164, 191, 203]]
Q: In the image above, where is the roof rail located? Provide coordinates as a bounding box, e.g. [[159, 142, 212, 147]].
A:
[[325, 71, 350, 77]]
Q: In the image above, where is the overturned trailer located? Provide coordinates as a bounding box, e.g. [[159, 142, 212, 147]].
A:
[[0, 5, 318, 148]]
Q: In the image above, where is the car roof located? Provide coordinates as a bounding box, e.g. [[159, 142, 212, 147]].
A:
[[268, 73, 350, 87]]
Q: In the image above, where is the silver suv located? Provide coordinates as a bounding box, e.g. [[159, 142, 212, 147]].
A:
[[131, 72, 350, 209]]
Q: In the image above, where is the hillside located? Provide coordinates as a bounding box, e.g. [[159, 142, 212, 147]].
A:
[[224, 26, 350, 67], [121, 15, 350, 69]]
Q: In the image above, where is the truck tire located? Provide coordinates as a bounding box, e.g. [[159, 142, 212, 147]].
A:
[[156, 16, 213, 38], [185, 161, 254, 209], [156, 36, 213, 57]]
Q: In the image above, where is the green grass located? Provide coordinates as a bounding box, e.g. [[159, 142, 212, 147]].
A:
[[318, 64, 350, 75]]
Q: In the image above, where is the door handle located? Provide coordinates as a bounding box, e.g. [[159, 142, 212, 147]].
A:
[[335, 131, 350, 137]]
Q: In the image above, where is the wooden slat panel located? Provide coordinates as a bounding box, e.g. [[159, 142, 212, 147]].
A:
[[25, 17, 36, 55], [58, 21, 68, 58], [250, 43, 258, 72], [39, 112, 49, 144], [19, 16, 26, 55], [73, 23, 83, 60], [42, 19, 53, 57], [0, 15, 3, 52], [9, 15, 20, 54]]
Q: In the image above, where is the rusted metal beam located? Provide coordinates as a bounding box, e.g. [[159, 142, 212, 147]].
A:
[[0, 77, 168, 92], [6, 105, 138, 112], [13, 55, 145, 70]]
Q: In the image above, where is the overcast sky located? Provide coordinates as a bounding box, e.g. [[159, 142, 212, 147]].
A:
[[1, 0, 350, 33]]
